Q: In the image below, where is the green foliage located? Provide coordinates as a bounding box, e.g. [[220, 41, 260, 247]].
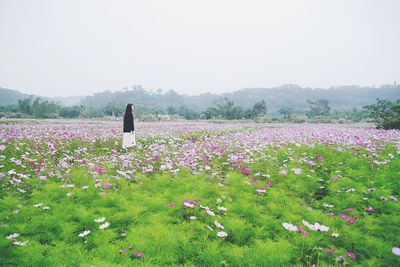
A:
[[1, 131, 399, 266], [364, 99, 400, 129]]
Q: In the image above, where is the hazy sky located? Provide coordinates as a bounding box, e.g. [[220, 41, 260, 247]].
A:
[[0, 0, 399, 97]]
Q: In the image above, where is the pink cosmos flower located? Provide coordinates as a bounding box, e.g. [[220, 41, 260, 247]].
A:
[[264, 181, 272, 187], [348, 217, 356, 223], [252, 178, 258, 183], [308, 160, 315, 166], [326, 249, 336, 254], [346, 251, 356, 260], [389, 195, 398, 202], [133, 252, 144, 258], [366, 207, 374, 212], [167, 203, 176, 207], [119, 249, 128, 254], [279, 170, 288, 176], [337, 256, 345, 264], [183, 200, 195, 208], [104, 183, 111, 189], [392, 247, 400, 256], [316, 155, 324, 161], [95, 166, 105, 174], [346, 208, 354, 212], [339, 214, 349, 219], [296, 225, 307, 236], [242, 169, 251, 176]]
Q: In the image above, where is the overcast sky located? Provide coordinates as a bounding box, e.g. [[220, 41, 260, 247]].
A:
[[0, 0, 399, 97]]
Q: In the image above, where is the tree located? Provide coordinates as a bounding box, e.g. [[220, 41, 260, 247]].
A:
[[252, 100, 267, 117], [364, 99, 400, 129], [167, 106, 177, 115], [307, 99, 331, 118], [278, 107, 294, 121]]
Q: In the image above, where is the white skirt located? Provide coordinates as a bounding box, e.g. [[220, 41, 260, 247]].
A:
[[122, 132, 136, 148]]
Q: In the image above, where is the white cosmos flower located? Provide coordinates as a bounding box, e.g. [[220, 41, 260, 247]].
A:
[[302, 220, 329, 232], [66, 184, 75, 188], [318, 224, 330, 232], [99, 222, 110, 229], [256, 188, 267, 194], [392, 247, 400, 256], [214, 221, 224, 230], [13, 241, 28, 246], [282, 223, 297, 232], [43, 206, 50, 211], [205, 209, 215, 216], [6, 233, 20, 239], [78, 230, 91, 237], [82, 185, 89, 190], [189, 216, 197, 220], [332, 232, 340, 238], [217, 231, 228, 238], [94, 217, 106, 223], [183, 201, 195, 208], [218, 206, 228, 212], [323, 203, 334, 208], [33, 203, 43, 208]]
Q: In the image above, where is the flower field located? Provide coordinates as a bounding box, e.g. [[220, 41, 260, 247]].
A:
[[1, 121, 399, 266]]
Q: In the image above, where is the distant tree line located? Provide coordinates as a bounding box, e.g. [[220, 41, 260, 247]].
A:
[[0, 96, 399, 129]]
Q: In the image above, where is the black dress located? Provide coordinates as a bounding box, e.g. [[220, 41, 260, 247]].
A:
[[123, 113, 134, 133]]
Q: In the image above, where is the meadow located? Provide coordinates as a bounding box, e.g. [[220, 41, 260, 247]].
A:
[[0, 120, 399, 266]]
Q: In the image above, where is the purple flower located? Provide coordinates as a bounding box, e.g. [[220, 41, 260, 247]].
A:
[[389, 195, 398, 202], [392, 247, 400, 256], [104, 183, 111, 189], [167, 202, 176, 207]]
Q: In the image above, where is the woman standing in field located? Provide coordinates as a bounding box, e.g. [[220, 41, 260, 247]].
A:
[[122, 103, 136, 149]]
